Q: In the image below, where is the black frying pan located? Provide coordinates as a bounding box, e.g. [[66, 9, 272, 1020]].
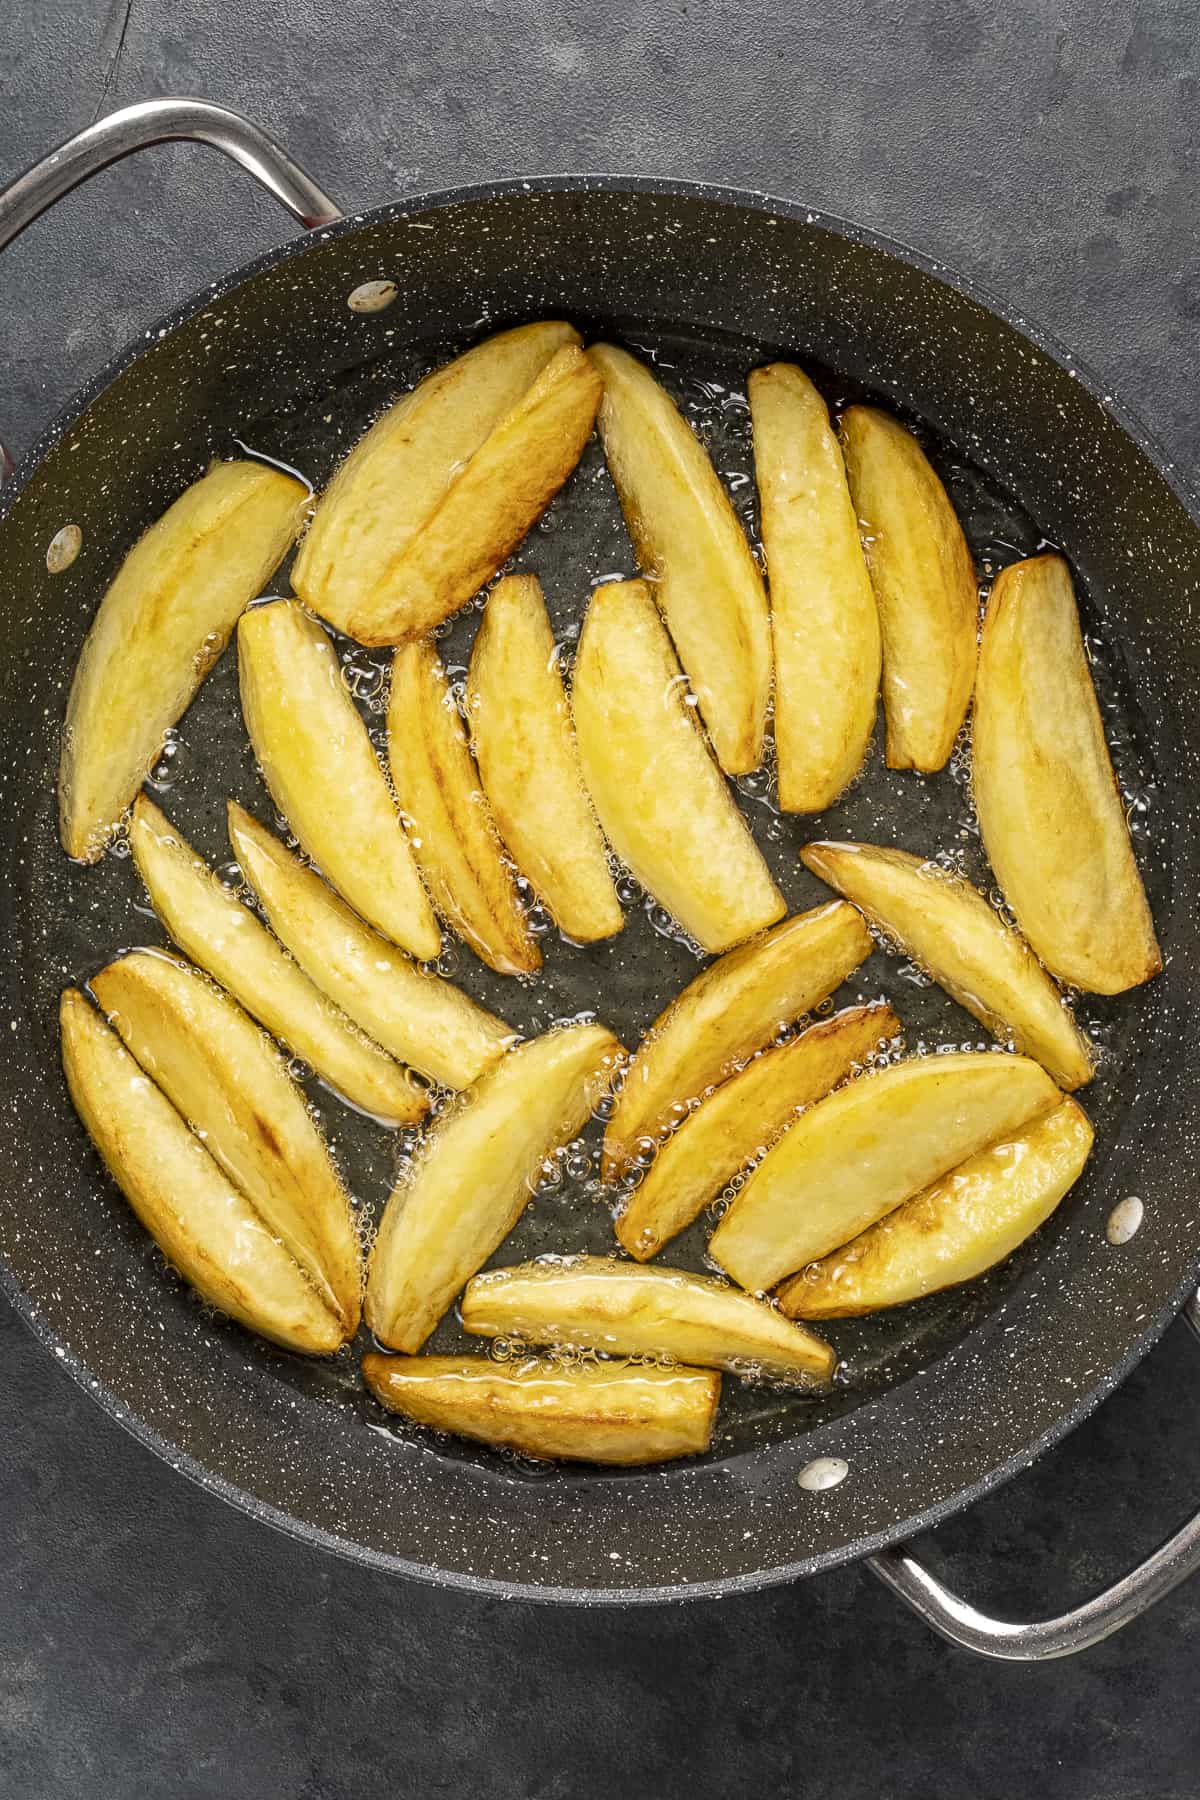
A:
[[2, 99, 1199, 1653]]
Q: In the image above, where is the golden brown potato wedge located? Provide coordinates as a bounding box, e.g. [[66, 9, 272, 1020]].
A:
[[130, 796, 425, 1126], [365, 1024, 623, 1352], [801, 840, 1094, 1090], [92, 951, 361, 1330], [617, 1002, 901, 1260], [59, 459, 307, 863], [973, 553, 1160, 993], [238, 600, 440, 960], [589, 342, 771, 774], [293, 321, 579, 641], [361, 1353, 719, 1465], [61, 989, 345, 1353], [572, 580, 784, 954], [602, 900, 872, 1179], [467, 575, 623, 943], [709, 1050, 1060, 1291], [388, 638, 540, 976], [784, 1087, 1093, 1317], [780, 1096, 1093, 1318], [462, 1257, 835, 1385], [839, 405, 977, 772], [748, 364, 880, 809], [227, 802, 514, 1089]]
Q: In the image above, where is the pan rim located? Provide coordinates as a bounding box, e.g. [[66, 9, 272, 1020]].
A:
[[2, 170, 1197, 1603]]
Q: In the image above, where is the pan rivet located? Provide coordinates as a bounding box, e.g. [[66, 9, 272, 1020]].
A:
[[46, 523, 82, 573], [797, 1456, 849, 1492], [1106, 1195, 1144, 1245], [348, 279, 398, 314]]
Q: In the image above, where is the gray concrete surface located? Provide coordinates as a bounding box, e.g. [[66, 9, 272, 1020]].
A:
[[2, 2, 1200, 1794]]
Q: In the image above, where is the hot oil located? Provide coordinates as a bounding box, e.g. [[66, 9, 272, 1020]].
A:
[[22, 318, 1167, 1481]]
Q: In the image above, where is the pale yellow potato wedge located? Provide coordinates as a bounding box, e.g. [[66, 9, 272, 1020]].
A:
[[462, 1257, 835, 1385], [748, 364, 881, 809], [60, 460, 307, 862], [361, 1353, 719, 1465], [365, 1024, 623, 1351], [61, 989, 344, 1354], [238, 600, 440, 960], [780, 1096, 1093, 1318], [617, 1002, 901, 1259], [709, 1050, 1060, 1291], [839, 405, 977, 772], [227, 802, 514, 1089], [293, 321, 579, 640], [130, 795, 425, 1126], [573, 580, 784, 955], [589, 342, 771, 774], [801, 840, 1094, 1090], [603, 900, 872, 1178], [388, 638, 540, 976], [973, 553, 1160, 993], [467, 575, 623, 942], [92, 949, 362, 1331]]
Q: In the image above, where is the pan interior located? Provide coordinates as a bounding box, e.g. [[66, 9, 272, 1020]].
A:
[[19, 311, 1165, 1486]]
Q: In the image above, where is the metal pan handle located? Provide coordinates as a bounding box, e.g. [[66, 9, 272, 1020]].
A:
[[866, 1290, 1200, 1660], [0, 97, 343, 476]]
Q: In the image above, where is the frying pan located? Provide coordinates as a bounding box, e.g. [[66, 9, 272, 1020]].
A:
[[2, 98, 1199, 1661]]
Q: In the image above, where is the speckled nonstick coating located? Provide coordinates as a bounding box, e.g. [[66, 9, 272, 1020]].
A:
[[0, 179, 1196, 1602]]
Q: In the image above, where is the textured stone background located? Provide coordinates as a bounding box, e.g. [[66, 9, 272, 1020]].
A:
[[2, 2, 1200, 1794]]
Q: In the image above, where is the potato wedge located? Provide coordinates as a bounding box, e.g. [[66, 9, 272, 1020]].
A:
[[59, 459, 307, 863], [748, 364, 880, 809], [238, 600, 440, 960], [299, 337, 600, 644], [589, 342, 771, 774], [227, 802, 514, 1089], [572, 580, 784, 954], [61, 989, 345, 1353], [462, 1257, 835, 1385], [361, 1353, 719, 1465], [801, 840, 1094, 1090], [467, 575, 623, 943], [617, 1002, 901, 1259], [388, 638, 540, 976], [973, 553, 1160, 993], [293, 321, 579, 640], [709, 1050, 1060, 1291], [130, 796, 425, 1126], [839, 405, 977, 771], [92, 950, 362, 1331], [780, 1096, 1093, 1317], [603, 900, 872, 1178], [365, 1024, 623, 1351]]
